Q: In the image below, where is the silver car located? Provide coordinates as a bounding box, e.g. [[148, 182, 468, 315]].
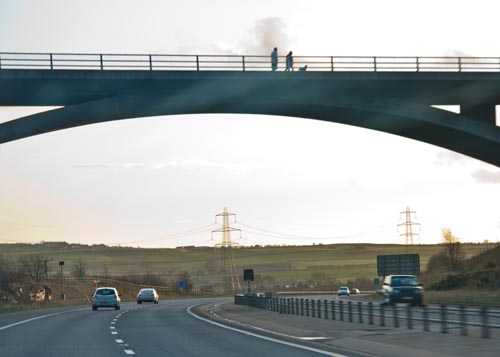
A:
[[137, 288, 159, 304], [337, 286, 350, 296], [92, 287, 121, 310]]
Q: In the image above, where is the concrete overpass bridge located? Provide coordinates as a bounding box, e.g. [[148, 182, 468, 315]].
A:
[[1, 52, 500, 167]]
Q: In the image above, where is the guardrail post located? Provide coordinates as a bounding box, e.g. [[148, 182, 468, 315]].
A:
[[440, 305, 448, 334], [459, 305, 467, 336], [149, 55, 153, 71], [358, 302, 363, 323], [368, 302, 373, 325], [196, 55, 200, 71], [317, 300, 321, 318], [481, 306, 490, 338], [339, 301, 344, 321], [330, 56, 334, 72], [458, 57, 462, 72], [288, 298, 291, 314], [380, 304, 385, 326], [311, 299, 316, 317], [348, 301, 353, 322], [373, 56, 377, 72], [393, 304, 399, 328], [50, 53, 53, 70], [100, 54, 103, 70], [406, 304, 413, 329], [423, 305, 429, 331], [306, 299, 309, 317], [331, 301, 336, 320], [242, 56, 246, 71], [324, 299, 328, 319], [416, 57, 420, 72], [300, 298, 304, 315]]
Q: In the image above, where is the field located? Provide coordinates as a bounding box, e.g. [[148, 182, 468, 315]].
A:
[[0, 242, 485, 286]]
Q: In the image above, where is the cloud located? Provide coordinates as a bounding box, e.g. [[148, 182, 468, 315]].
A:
[[75, 159, 271, 175], [443, 49, 472, 57], [471, 169, 500, 184], [239, 17, 289, 54], [433, 151, 471, 166]]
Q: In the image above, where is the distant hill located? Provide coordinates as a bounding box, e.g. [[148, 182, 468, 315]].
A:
[[0, 241, 486, 287]]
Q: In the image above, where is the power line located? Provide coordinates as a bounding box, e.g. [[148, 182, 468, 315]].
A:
[[237, 220, 398, 241]]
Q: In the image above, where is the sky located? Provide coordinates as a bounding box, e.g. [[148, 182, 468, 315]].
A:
[[1, 0, 500, 248]]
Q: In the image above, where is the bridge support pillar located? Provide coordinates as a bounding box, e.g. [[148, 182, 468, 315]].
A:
[[461, 103, 497, 125]]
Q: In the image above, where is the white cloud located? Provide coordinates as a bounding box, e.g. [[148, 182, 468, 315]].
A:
[[471, 169, 500, 184], [75, 159, 272, 175], [433, 151, 471, 166]]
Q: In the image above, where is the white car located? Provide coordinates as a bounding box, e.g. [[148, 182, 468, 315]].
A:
[[351, 288, 361, 294], [337, 286, 350, 296], [137, 288, 159, 304], [92, 287, 121, 310]]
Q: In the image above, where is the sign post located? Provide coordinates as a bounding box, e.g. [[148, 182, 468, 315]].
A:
[[59, 261, 65, 301], [243, 269, 254, 295]]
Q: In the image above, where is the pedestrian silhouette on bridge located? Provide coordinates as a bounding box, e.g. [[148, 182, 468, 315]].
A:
[[285, 51, 293, 71], [271, 47, 278, 71]]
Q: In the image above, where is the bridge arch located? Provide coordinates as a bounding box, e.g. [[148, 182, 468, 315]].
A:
[[1, 69, 500, 167]]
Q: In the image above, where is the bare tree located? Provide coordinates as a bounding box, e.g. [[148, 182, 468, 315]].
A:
[[71, 259, 88, 280], [441, 228, 465, 272], [102, 264, 109, 281], [17, 255, 48, 282]]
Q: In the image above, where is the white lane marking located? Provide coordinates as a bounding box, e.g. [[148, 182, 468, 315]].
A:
[[124, 349, 135, 355], [110, 326, 116, 330], [116, 339, 124, 344], [0, 308, 88, 331], [111, 331, 118, 335], [187, 305, 345, 356], [111, 321, 116, 325], [301, 337, 331, 341]]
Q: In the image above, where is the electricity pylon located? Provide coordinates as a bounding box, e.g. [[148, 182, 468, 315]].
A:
[[398, 206, 420, 253], [212, 207, 242, 293]]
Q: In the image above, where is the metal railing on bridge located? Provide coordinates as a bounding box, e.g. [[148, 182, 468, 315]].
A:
[[1, 52, 500, 72]]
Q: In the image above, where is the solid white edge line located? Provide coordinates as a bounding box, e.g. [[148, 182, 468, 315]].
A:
[[0, 307, 88, 331], [186, 305, 347, 357]]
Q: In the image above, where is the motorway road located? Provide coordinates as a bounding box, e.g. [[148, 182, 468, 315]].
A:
[[0, 298, 347, 357]]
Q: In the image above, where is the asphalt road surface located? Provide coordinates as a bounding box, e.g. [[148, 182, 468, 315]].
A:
[[0, 298, 344, 357]]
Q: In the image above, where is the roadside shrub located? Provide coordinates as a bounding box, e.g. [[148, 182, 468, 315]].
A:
[[428, 273, 471, 290]]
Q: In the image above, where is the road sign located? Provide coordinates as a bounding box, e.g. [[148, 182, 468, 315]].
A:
[[377, 254, 420, 276], [243, 269, 254, 282], [178, 280, 185, 289]]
